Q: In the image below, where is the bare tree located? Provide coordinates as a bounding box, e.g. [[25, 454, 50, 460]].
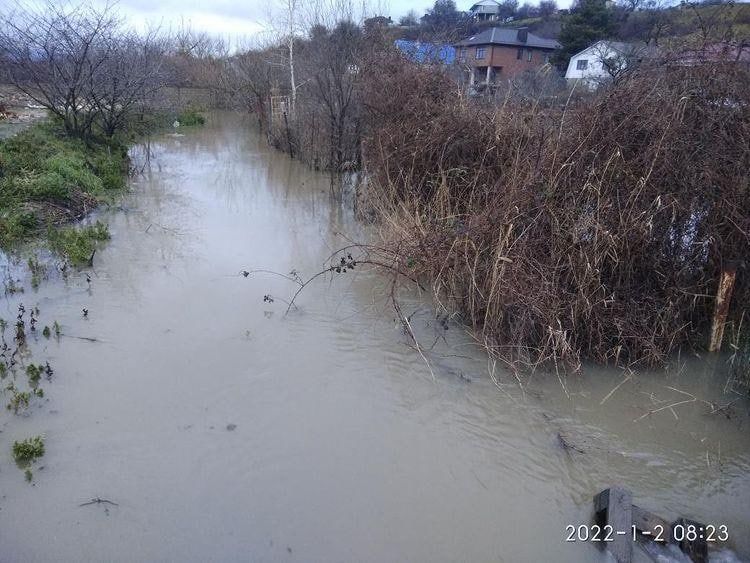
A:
[[222, 44, 286, 130], [399, 10, 419, 26], [305, 20, 363, 173], [0, 2, 121, 138], [285, 0, 299, 112], [539, 0, 558, 18], [91, 29, 168, 137], [0, 2, 168, 139]]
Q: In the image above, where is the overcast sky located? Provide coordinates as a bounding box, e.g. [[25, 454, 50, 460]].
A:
[[0, 0, 574, 42]]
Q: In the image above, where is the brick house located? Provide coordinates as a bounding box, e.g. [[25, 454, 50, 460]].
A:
[[455, 27, 561, 85]]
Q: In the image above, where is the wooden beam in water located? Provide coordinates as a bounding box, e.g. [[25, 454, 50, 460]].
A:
[[594, 486, 633, 563], [593, 487, 710, 563]]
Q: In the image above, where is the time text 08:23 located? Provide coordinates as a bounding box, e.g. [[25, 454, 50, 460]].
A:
[[565, 523, 729, 543]]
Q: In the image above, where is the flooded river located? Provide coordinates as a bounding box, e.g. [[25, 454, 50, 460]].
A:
[[0, 113, 748, 562]]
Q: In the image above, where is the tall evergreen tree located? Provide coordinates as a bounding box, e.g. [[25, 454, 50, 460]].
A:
[[556, 0, 618, 65], [421, 0, 468, 34]]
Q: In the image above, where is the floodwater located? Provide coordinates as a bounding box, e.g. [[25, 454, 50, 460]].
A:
[[0, 113, 748, 563]]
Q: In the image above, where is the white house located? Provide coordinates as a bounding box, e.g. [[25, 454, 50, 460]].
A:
[[565, 41, 652, 88], [469, 0, 502, 21]]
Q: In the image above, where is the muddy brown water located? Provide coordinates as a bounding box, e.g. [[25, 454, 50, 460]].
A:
[[0, 113, 748, 562]]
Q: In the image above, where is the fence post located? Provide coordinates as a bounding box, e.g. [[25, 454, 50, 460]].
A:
[[708, 266, 737, 352]]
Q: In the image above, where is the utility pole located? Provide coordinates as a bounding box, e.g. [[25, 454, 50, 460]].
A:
[[287, 0, 297, 114]]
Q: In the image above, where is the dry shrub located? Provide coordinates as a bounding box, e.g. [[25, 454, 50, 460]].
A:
[[361, 50, 750, 369]]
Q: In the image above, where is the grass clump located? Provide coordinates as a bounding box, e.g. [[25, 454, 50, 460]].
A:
[[48, 221, 110, 266], [12, 435, 45, 463], [176, 107, 205, 127], [26, 364, 44, 385], [5, 383, 30, 413], [0, 122, 127, 247]]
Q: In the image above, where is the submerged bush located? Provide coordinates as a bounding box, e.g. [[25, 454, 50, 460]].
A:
[[362, 51, 750, 368], [12, 435, 45, 463]]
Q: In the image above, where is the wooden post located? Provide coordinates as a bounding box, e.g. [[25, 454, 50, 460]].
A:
[[709, 266, 736, 352], [594, 486, 633, 563]]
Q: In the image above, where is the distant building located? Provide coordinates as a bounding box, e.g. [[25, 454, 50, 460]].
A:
[[671, 42, 750, 66], [565, 40, 655, 88], [394, 40, 456, 65], [469, 0, 502, 21], [455, 27, 560, 84]]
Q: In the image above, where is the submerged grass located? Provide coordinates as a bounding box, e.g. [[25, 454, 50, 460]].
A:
[[12, 435, 44, 463], [48, 221, 111, 266]]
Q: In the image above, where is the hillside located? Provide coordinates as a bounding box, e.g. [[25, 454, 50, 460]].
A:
[[500, 2, 750, 46]]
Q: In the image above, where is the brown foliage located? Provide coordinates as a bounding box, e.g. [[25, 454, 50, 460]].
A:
[[361, 51, 750, 369]]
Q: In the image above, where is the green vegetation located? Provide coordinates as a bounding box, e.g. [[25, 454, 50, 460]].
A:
[[26, 363, 44, 385], [27, 256, 44, 288], [48, 221, 110, 266], [12, 435, 45, 463], [5, 383, 30, 413], [0, 122, 126, 248], [176, 107, 206, 127]]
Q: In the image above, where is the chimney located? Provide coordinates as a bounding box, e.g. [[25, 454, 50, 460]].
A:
[[517, 27, 528, 43]]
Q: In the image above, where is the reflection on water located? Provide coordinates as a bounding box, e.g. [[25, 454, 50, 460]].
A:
[[0, 113, 747, 563]]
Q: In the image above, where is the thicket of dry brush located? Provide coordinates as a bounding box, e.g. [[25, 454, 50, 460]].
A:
[[361, 51, 750, 370]]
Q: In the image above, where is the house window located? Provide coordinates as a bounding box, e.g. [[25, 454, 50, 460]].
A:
[[527, 50, 533, 62], [459, 48, 467, 62], [544, 53, 550, 64], [517, 48, 523, 60], [576, 59, 589, 70], [475, 47, 486, 59]]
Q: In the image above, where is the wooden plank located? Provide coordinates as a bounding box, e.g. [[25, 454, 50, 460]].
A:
[[632, 505, 671, 542], [593, 486, 633, 563], [671, 518, 708, 563]]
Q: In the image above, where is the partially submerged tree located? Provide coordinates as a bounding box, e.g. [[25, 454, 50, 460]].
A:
[[92, 29, 168, 137], [305, 20, 363, 173], [223, 45, 287, 130]]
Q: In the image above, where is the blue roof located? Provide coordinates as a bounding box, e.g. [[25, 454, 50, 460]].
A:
[[394, 40, 456, 64]]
